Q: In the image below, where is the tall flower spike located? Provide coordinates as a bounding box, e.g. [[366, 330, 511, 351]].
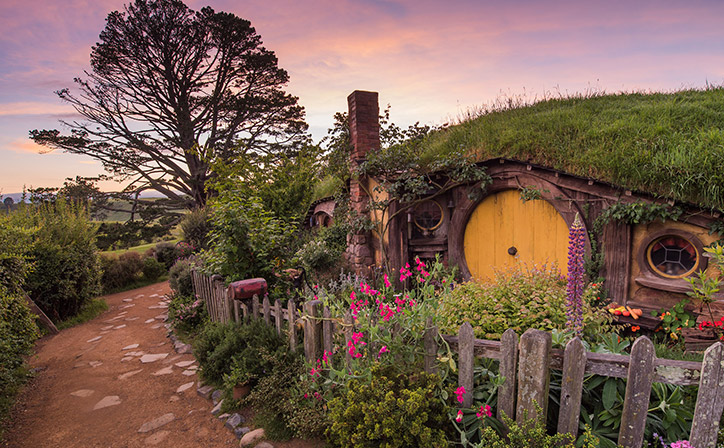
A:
[[566, 213, 586, 337]]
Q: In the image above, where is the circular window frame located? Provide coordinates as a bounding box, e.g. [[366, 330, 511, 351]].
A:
[[639, 229, 707, 280], [413, 200, 444, 232]]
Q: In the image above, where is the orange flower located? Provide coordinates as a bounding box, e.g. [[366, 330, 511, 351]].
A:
[[631, 326, 640, 332]]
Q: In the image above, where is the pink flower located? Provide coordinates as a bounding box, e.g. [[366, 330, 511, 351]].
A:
[[378, 346, 388, 358], [454, 386, 466, 404], [476, 404, 492, 419], [455, 410, 463, 422], [384, 274, 391, 288]]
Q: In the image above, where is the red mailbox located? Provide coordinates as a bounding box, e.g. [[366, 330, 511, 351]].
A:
[[227, 278, 267, 300]]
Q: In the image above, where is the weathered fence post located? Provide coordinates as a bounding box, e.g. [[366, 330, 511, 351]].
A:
[[498, 328, 518, 422], [240, 302, 249, 323], [690, 342, 724, 448], [344, 311, 353, 368], [323, 306, 333, 356], [252, 295, 260, 320], [458, 322, 474, 408], [423, 316, 438, 375], [516, 328, 551, 423], [304, 300, 323, 362], [263, 295, 271, 325], [288, 299, 297, 352], [274, 299, 283, 335], [618, 336, 655, 448], [557, 337, 586, 438]]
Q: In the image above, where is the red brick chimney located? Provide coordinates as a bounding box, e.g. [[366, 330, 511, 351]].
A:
[[346, 91, 380, 272]]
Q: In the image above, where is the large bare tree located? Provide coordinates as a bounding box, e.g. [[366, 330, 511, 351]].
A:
[[31, 0, 307, 209]]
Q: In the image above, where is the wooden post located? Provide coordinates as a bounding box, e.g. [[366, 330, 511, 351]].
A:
[[618, 336, 655, 448], [516, 329, 551, 423], [557, 337, 586, 438], [423, 317, 438, 374], [241, 302, 249, 323], [274, 299, 283, 335], [498, 328, 518, 421], [458, 322, 474, 408], [344, 311, 353, 368], [323, 306, 333, 357], [252, 294, 260, 320], [263, 295, 271, 325], [288, 299, 297, 352], [690, 342, 724, 448], [304, 300, 323, 362]]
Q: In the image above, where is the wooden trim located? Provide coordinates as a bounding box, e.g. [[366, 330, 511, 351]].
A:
[[636, 228, 709, 280]]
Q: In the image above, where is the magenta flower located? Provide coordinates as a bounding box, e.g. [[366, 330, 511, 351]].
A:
[[454, 386, 466, 404], [476, 404, 492, 419], [455, 410, 463, 422]]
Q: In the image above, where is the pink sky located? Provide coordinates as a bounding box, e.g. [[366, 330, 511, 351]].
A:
[[1, 0, 723, 194]]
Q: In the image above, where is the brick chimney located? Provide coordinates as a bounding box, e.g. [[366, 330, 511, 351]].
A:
[[346, 91, 380, 272]]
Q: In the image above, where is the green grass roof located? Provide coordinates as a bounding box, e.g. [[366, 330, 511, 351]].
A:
[[422, 87, 724, 210]]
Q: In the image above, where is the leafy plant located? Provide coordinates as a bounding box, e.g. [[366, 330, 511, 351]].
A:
[[651, 299, 695, 345], [167, 293, 206, 334], [180, 208, 210, 250], [168, 257, 196, 297], [142, 256, 166, 281]]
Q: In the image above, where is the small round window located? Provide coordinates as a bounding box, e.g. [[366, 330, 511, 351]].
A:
[[646, 235, 699, 279], [414, 200, 444, 232]]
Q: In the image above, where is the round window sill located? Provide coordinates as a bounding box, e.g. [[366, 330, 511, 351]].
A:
[[635, 274, 724, 299]]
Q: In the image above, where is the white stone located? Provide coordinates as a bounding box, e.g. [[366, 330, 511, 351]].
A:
[[138, 413, 175, 433], [239, 428, 265, 446], [175, 360, 195, 368], [122, 344, 140, 351], [89, 361, 103, 367], [151, 324, 163, 329], [144, 430, 169, 445], [122, 298, 133, 302], [150, 294, 159, 298], [154, 314, 167, 320], [176, 381, 195, 393], [93, 395, 121, 410], [125, 317, 139, 321], [126, 351, 145, 357], [101, 325, 114, 330], [119, 304, 135, 309], [121, 356, 134, 362], [152, 366, 173, 376], [182, 369, 196, 376], [70, 389, 94, 397], [118, 369, 143, 380], [169, 395, 180, 402], [87, 336, 102, 343], [140, 353, 168, 363], [145, 319, 155, 323], [114, 324, 127, 330]]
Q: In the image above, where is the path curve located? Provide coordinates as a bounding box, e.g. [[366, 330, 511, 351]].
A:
[[3, 282, 239, 448]]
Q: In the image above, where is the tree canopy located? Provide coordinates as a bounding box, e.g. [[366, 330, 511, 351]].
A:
[[31, 0, 308, 209]]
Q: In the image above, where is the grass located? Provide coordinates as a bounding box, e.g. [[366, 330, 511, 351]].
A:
[[421, 86, 724, 210], [102, 239, 180, 257], [56, 298, 109, 331], [0, 365, 31, 442]]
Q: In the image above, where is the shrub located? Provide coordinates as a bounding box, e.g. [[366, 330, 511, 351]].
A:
[[167, 293, 206, 334], [154, 242, 179, 270], [96, 221, 170, 250], [474, 407, 580, 448], [326, 365, 449, 448], [21, 200, 102, 321], [436, 264, 612, 341], [142, 256, 166, 281], [100, 252, 144, 292], [169, 258, 195, 297], [180, 208, 210, 250]]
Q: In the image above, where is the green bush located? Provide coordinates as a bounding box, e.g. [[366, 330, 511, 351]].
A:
[[326, 365, 449, 448], [169, 258, 195, 297], [194, 319, 286, 388], [180, 208, 210, 250], [20, 200, 102, 321], [100, 252, 144, 292], [142, 256, 166, 281], [167, 293, 206, 334], [154, 242, 179, 270], [437, 264, 612, 341], [474, 408, 581, 448]]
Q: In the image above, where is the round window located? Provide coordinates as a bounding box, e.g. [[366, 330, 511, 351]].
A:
[[646, 235, 699, 279], [414, 200, 444, 232]]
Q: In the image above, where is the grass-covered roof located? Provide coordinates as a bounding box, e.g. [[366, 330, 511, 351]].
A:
[[422, 87, 724, 210]]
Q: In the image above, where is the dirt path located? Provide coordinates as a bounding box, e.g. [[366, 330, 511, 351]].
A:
[[2, 282, 242, 448]]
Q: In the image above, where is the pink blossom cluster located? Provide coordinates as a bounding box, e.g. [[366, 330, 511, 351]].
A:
[[454, 386, 466, 404], [347, 331, 366, 358], [399, 263, 413, 282], [309, 350, 333, 378], [476, 404, 492, 418], [349, 291, 369, 319]]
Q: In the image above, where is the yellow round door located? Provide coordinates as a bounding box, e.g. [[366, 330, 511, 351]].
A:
[[463, 189, 570, 281]]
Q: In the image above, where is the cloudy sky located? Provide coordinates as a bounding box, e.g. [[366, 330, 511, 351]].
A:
[[1, 0, 723, 194]]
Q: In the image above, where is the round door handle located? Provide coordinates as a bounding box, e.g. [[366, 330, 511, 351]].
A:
[[508, 246, 518, 256]]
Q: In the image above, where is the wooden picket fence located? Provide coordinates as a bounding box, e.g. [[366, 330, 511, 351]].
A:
[[191, 272, 724, 448]]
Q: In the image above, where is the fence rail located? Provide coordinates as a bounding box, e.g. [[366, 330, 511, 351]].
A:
[[191, 271, 724, 448]]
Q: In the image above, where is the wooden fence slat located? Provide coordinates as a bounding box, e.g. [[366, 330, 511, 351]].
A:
[[423, 317, 438, 375], [458, 322, 474, 408], [304, 300, 322, 362], [557, 337, 586, 438], [498, 328, 518, 421], [618, 336, 656, 448], [241, 302, 249, 323], [263, 295, 271, 325], [516, 329, 551, 423], [690, 342, 724, 448], [288, 299, 297, 352], [274, 299, 283, 335], [323, 306, 333, 356], [344, 311, 353, 368], [252, 295, 260, 320]]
